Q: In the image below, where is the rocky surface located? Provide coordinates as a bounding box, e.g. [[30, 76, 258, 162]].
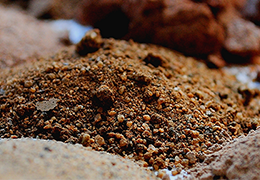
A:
[[76, 0, 225, 56], [0, 138, 157, 180], [188, 127, 260, 180]]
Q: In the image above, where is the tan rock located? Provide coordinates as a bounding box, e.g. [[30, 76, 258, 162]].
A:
[[188, 128, 260, 180], [0, 138, 157, 180]]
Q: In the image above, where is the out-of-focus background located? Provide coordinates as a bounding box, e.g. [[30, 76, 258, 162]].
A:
[[1, 0, 260, 88]]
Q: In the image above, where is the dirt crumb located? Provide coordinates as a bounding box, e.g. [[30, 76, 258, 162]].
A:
[[76, 29, 103, 56]]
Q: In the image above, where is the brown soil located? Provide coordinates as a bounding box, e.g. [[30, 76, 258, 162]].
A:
[[0, 138, 157, 180], [188, 127, 260, 180], [1, 31, 259, 172], [0, 4, 64, 69]]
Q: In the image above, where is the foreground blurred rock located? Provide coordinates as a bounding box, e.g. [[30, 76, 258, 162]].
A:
[[0, 138, 157, 180]]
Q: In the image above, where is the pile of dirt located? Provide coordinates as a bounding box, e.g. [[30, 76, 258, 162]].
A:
[[1, 31, 259, 172], [0, 138, 157, 180], [188, 127, 260, 180], [0, 4, 65, 69]]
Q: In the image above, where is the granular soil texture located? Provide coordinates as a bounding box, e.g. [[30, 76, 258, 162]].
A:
[[188, 127, 260, 180], [0, 37, 260, 171], [0, 138, 157, 180]]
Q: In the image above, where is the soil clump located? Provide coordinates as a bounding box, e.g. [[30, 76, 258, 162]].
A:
[[0, 33, 260, 171]]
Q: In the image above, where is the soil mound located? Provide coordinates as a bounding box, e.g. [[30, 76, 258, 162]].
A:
[[0, 34, 259, 170]]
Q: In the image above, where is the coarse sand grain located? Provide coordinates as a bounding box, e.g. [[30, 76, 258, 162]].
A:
[[0, 34, 260, 171], [0, 138, 157, 180]]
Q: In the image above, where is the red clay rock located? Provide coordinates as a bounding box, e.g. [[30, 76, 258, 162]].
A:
[[224, 17, 260, 57], [151, 0, 225, 55], [218, 6, 260, 59], [75, 0, 260, 64], [76, 0, 225, 56]]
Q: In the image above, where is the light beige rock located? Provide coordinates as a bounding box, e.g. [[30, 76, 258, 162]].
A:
[[0, 138, 157, 180]]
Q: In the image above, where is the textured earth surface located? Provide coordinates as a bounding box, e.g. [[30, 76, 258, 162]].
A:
[[1, 30, 260, 174], [1, 2, 260, 180]]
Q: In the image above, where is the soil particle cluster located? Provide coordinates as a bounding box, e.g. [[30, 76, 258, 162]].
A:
[[0, 34, 260, 171]]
